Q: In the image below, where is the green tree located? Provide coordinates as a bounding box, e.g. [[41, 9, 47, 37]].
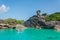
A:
[[42, 13, 47, 16], [45, 12, 60, 21], [4, 18, 24, 24], [4, 18, 16, 24], [16, 20, 24, 24]]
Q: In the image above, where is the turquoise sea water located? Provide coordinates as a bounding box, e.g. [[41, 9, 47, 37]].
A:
[[0, 28, 60, 40]]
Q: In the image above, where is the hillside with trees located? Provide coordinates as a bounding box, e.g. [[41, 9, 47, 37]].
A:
[[45, 12, 60, 21], [0, 18, 24, 24]]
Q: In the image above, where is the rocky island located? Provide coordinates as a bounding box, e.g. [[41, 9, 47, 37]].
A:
[[24, 10, 60, 30], [0, 10, 60, 31]]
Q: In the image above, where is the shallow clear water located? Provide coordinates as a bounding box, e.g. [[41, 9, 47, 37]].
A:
[[0, 28, 60, 40]]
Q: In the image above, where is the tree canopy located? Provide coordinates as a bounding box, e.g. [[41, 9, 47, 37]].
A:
[[45, 12, 60, 21], [4, 18, 24, 24], [42, 13, 47, 16]]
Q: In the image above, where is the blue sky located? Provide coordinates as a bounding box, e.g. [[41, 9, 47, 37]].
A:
[[0, 0, 60, 20]]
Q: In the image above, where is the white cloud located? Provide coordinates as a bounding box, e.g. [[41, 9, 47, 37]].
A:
[[0, 4, 10, 13]]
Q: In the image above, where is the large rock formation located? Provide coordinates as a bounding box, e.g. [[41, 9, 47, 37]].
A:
[[24, 10, 60, 29], [24, 10, 47, 28]]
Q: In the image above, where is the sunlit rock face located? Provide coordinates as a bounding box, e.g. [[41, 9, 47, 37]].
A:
[[54, 24, 60, 31], [24, 10, 47, 28]]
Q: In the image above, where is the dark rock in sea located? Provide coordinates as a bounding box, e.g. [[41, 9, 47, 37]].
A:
[[13, 27, 16, 29], [24, 10, 49, 28], [42, 26, 54, 29]]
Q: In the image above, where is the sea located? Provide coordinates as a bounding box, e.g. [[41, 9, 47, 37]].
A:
[[0, 28, 60, 40]]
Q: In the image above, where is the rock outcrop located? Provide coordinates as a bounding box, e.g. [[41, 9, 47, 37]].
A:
[[24, 15, 47, 28], [54, 25, 60, 31], [0, 24, 10, 29], [24, 10, 60, 29], [24, 10, 47, 28], [45, 21, 60, 29]]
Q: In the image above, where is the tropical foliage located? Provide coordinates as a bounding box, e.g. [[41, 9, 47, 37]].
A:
[[42, 13, 47, 16], [4, 18, 24, 24], [45, 12, 60, 21]]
